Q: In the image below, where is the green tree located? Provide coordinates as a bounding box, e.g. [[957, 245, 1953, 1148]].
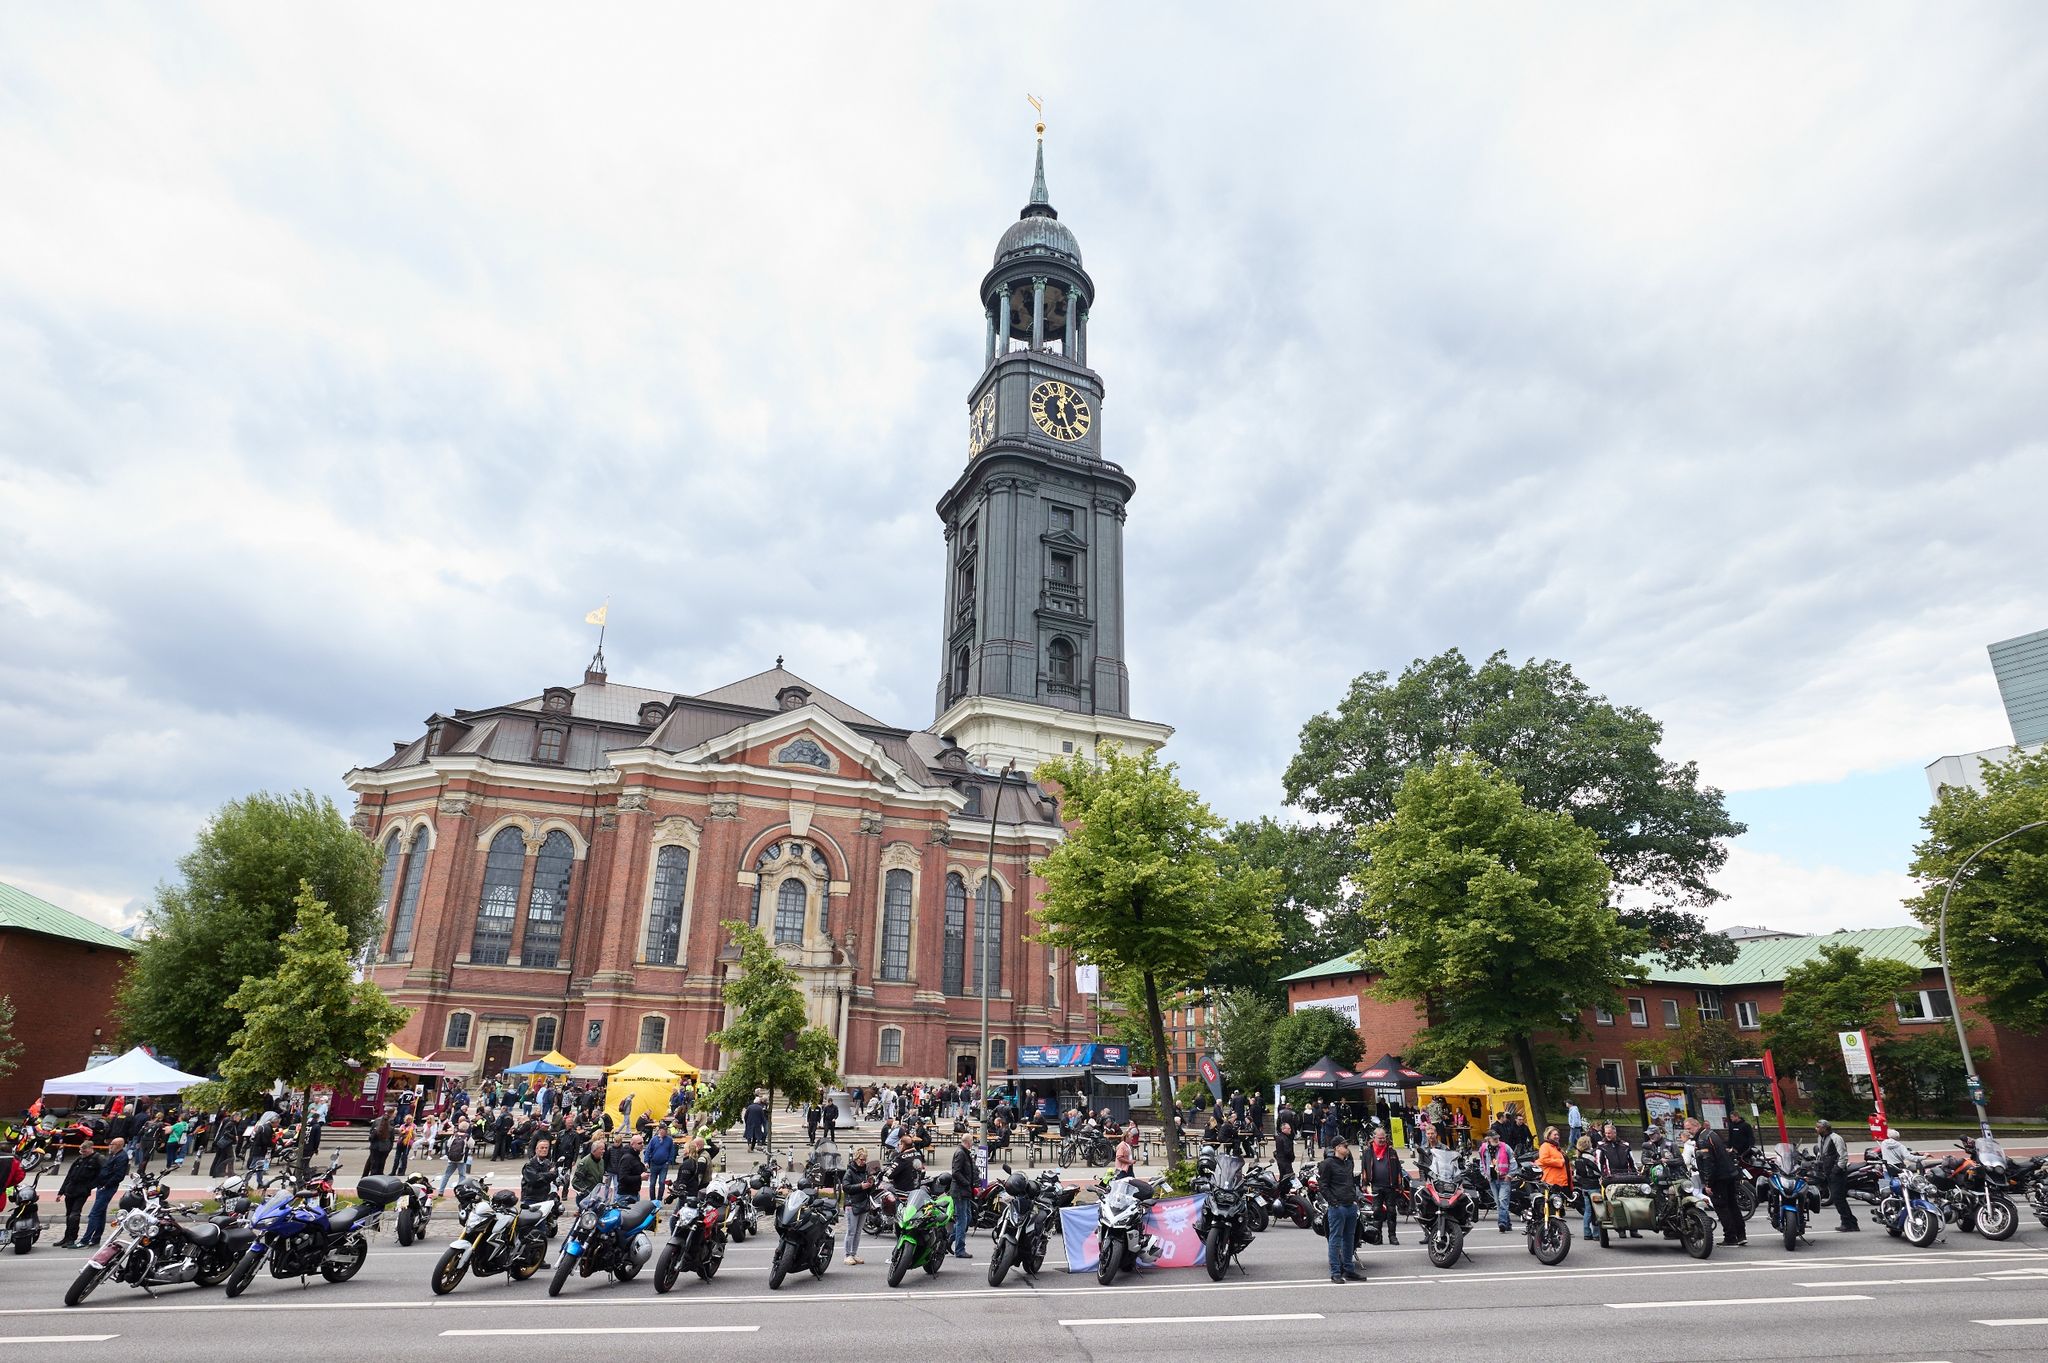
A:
[[1033, 746, 1280, 1164], [1625, 1014, 1743, 1076], [1208, 819, 1361, 998], [212, 885, 409, 1175], [1357, 756, 1643, 1130], [1906, 747, 2048, 1031], [120, 791, 384, 1072], [1212, 989, 1281, 1097], [700, 921, 840, 1155], [1761, 943, 1918, 1121], [1284, 648, 1743, 967], [1266, 1005, 1365, 1080], [0, 994, 19, 1082]]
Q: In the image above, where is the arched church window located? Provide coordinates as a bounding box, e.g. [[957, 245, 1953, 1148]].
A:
[[1047, 637, 1075, 686], [774, 877, 806, 946], [524, 830, 574, 969], [879, 869, 912, 981], [942, 873, 967, 996], [375, 829, 402, 922], [390, 827, 430, 956], [953, 647, 972, 698], [645, 845, 689, 965], [471, 827, 524, 964], [973, 878, 1003, 997]]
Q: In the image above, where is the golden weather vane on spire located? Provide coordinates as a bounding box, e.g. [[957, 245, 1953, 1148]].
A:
[[1027, 93, 1045, 138]]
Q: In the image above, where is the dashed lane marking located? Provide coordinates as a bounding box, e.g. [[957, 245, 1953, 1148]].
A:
[[442, 1326, 761, 1337], [1059, 1313, 1323, 1327], [1608, 1293, 1872, 1310]]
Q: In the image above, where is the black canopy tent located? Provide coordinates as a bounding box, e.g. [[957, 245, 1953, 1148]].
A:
[[1276, 1056, 1371, 1092], [1357, 1054, 1439, 1090]]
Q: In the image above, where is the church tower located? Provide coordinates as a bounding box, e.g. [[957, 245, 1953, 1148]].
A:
[[933, 131, 1172, 770]]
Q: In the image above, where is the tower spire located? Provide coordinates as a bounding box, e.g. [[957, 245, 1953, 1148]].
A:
[[1030, 136, 1049, 208]]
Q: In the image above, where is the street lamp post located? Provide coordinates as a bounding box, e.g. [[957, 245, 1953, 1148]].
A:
[[978, 761, 1018, 1121], [1935, 819, 2048, 1138]]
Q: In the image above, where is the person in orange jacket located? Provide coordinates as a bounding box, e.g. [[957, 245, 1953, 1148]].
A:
[[1537, 1127, 1572, 1187]]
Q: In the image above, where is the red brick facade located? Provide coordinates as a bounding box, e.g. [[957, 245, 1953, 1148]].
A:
[[0, 929, 132, 1114]]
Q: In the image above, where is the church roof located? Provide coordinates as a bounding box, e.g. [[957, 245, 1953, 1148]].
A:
[[694, 666, 888, 728]]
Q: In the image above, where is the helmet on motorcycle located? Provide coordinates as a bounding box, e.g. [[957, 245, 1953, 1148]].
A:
[[929, 1173, 953, 1195], [752, 1187, 779, 1213], [490, 1187, 518, 1211], [1006, 1171, 1032, 1199]]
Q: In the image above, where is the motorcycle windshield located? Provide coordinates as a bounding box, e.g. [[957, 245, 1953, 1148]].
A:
[[776, 1190, 808, 1229], [1774, 1142, 1798, 1175], [902, 1187, 930, 1222], [250, 1188, 296, 1228], [1211, 1153, 1244, 1190], [1975, 1136, 2007, 1169], [1428, 1148, 1461, 1183]]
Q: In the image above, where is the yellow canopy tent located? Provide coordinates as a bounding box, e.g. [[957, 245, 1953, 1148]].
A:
[[1415, 1061, 1534, 1134], [603, 1056, 680, 1132], [378, 1043, 424, 1064], [602, 1053, 701, 1079], [539, 1050, 574, 1071]]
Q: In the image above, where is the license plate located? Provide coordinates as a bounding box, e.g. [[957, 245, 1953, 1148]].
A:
[[90, 1241, 121, 1266]]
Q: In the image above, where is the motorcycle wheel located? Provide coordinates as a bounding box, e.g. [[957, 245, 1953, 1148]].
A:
[[813, 1241, 831, 1278], [63, 1260, 111, 1308], [886, 1240, 913, 1288], [1024, 1238, 1045, 1275], [730, 1220, 748, 1244], [769, 1241, 794, 1290], [1904, 1204, 1939, 1248], [224, 1251, 261, 1299], [1427, 1221, 1463, 1269], [431, 1246, 467, 1296], [1597, 1225, 1610, 1248], [195, 1249, 236, 1288], [1680, 1207, 1715, 1259], [1978, 1197, 2018, 1242], [1533, 1218, 1570, 1266], [1204, 1225, 1227, 1282], [507, 1245, 542, 1282], [699, 1250, 721, 1281], [1098, 1236, 1125, 1286], [1290, 1203, 1311, 1230], [615, 1255, 641, 1282], [1784, 1207, 1803, 1252], [1735, 1181, 1757, 1221], [988, 1239, 1014, 1287], [863, 1211, 883, 1237], [653, 1244, 681, 1294], [1311, 1208, 1328, 1238], [320, 1234, 368, 1283], [396, 1205, 417, 1247], [547, 1252, 575, 1297], [1248, 1201, 1269, 1234]]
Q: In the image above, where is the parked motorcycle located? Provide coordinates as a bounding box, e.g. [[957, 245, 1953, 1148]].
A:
[[768, 1177, 838, 1290], [1093, 1175, 1161, 1286], [1586, 1142, 1715, 1258], [1280, 1172, 1314, 1230], [223, 1165, 405, 1298], [887, 1174, 957, 1287], [1872, 1137, 1942, 1248], [64, 1175, 246, 1306], [1240, 1162, 1283, 1234], [8, 1128, 52, 1176], [1939, 1136, 2018, 1241], [865, 1155, 924, 1236], [431, 1177, 561, 1294], [652, 1187, 728, 1292], [393, 1173, 435, 1246], [987, 1168, 1058, 1287], [722, 1172, 761, 1243], [547, 1191, 660, 1295], [1194, 1150, 1255, 1280], [1413, 1147, 1479, 1269], [1521, 1177, 1573, 1266], [2010, 1152, 2048, 1228], [1764, 1143, 1820, 1251], [6, 1169, 43, 1255]]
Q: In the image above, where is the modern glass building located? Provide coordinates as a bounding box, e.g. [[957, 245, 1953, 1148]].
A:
[[1989, 627, 2048, 748]]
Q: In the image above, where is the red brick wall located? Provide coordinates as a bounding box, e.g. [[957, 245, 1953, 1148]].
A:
[[1285, 972, 1426, 1069], [0, 930, 133, 1113]]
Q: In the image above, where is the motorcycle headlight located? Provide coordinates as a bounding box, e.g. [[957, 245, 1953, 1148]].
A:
[[121, 1210, 152, 1236]]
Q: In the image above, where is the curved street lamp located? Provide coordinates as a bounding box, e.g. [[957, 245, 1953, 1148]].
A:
[[1935, 819, 2048, 1137]]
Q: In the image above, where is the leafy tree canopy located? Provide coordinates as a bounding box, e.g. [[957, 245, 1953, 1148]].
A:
[[1761, 943, 1919, 1121], [1284, 648, 1743, 967], [1211, 819, 1363, 998], [1357, 755, 1643, 1130], [1267, 1005, 1365, 1081], [1033, 745, 1280, 1163], [1906, 747, 2048, 1031], [701, 921, 840, 1147], [0, 994, 19, 1082], [1211, 988, 1281, 1097], [120, 791, 384, 1072]]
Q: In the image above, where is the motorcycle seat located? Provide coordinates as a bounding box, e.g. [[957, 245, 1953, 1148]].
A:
[[183, 1220, 222, 1246], [621, 1198, 656, 1228], [325, 1204, 372, 1233], [355, 1176, 408, 1207], [515, 1208, 547, 1230]]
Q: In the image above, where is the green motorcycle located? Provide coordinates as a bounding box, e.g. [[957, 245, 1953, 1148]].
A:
[[886, 1175, 956, 1288]]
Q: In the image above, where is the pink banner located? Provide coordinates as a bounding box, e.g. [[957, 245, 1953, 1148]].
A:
[[1060, 1194, 1209, 1271]]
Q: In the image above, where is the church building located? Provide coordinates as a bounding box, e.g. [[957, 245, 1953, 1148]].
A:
[[345, 136, 1170, 1086]]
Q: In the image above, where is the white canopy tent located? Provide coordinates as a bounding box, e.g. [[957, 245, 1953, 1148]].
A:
[[42, 1046, 208, 1097]]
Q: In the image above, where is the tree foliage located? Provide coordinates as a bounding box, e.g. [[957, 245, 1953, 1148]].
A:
[[1212, 988, 1281, 1097], [1626, 1015, 1743, 1076], [119, 791, 385, 1072], [212, 886, 409, 1168], [1211, 819, 1362, 999], [1266, 1005, 1365, 1081], [0, 994, 18, 1081], [1906, 747, 2048, 1031], [1357, 756, 1643, 1130], [1283, 648, 1743, 967], [1761, 943, 1919, 1121], [701, 921, 840, 1150], [1033, 746, 1280, 1164]]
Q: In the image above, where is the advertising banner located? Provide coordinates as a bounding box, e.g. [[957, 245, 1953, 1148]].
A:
[[1059, 1194, 1208, 1272], [1018, 1044, 1130, 1069], [1291, 995, 1361, 1026]]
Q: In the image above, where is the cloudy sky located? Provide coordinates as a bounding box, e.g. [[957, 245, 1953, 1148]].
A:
[[3, 3, 2043, 938]]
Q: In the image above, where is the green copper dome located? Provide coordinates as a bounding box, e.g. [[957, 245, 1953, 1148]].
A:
[[994, 140, 1081, 267]]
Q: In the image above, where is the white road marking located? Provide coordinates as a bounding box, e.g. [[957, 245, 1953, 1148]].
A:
[[442, 1326, 761, 1337], [1608, 1294, 1872, 1310], [1795, 1277, 1989, 1287], [1060, 1313, 1323, 1328], [1974, 1318, 2048, 1327], [0, 1337, 119, 1345]]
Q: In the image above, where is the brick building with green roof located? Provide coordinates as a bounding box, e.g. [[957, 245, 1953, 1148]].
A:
[[0, 880, 137, 1114]]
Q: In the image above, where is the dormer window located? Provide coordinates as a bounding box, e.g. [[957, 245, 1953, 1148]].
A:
[[425, 725, 443, 757], [638, 701, 668, 726], [776, 685, 811, 712], [542, 687, 574, 715], [535, 727, 566, 765]]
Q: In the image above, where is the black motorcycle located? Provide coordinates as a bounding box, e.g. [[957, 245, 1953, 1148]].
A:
[[767, 1176, 838, 1289], [866, 1155, 925, 1236], [5, 1167, 43, 1254], [223, 1163, 406, 1298], [1240, 1162, 1283, 1234], [431, 1176, 562, 1294], [1413, 1147, 1479, 1268], [987, 1167, 1059, 1286], [652, 1187, 729, 1292], [393, 1173, 435, 1245], [1194, 1150, 1255, 1280], [64, 1175, 245, 1305]]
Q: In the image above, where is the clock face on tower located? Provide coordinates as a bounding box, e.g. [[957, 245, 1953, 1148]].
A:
[[967, 391, 995, 456], [1029, 380, 1092, 442]]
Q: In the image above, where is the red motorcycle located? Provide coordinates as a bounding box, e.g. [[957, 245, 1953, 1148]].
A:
[[1412, 1147, 1478, 1268]]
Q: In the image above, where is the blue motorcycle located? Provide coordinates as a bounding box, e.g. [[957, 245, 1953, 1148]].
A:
[[223, 1160, 406, 1297], [547, 1190, 659, 1295], [1873, 1138, 1941, 1248], [1764, 1143, 1820, 1251]]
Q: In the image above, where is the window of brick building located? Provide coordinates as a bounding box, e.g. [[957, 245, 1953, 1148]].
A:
[[533, 1016, 558, 1053], [1594, 1005, 1615, 1025], [1695, 989, 1723, 1022], [1596, 1059, 1624, 1092], [638, 1016, 666, 1052], [445, 1012, 472, 1049], [1661, 999, 1681, 1028], [1627, 997, 1647, 1027], [879, 1027, 903, 1066], [1735, 999, 1761, 1030]]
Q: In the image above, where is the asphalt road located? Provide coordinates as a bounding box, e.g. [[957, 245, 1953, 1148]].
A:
[[2, 1208, 2045, 1361]]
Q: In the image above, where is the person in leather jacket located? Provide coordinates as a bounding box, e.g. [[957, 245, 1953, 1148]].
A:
[[1363, 1127, 1405, 1245], [841, 1148, 877, 1265], [671, 1137, 718, 1199], [520, 1138, 558, 1203]]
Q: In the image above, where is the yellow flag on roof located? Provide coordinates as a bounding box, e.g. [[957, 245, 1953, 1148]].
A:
[[584, 604, 608, 626]]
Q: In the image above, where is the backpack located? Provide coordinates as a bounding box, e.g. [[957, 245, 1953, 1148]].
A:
[[445, 1134, 469, 1163]]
